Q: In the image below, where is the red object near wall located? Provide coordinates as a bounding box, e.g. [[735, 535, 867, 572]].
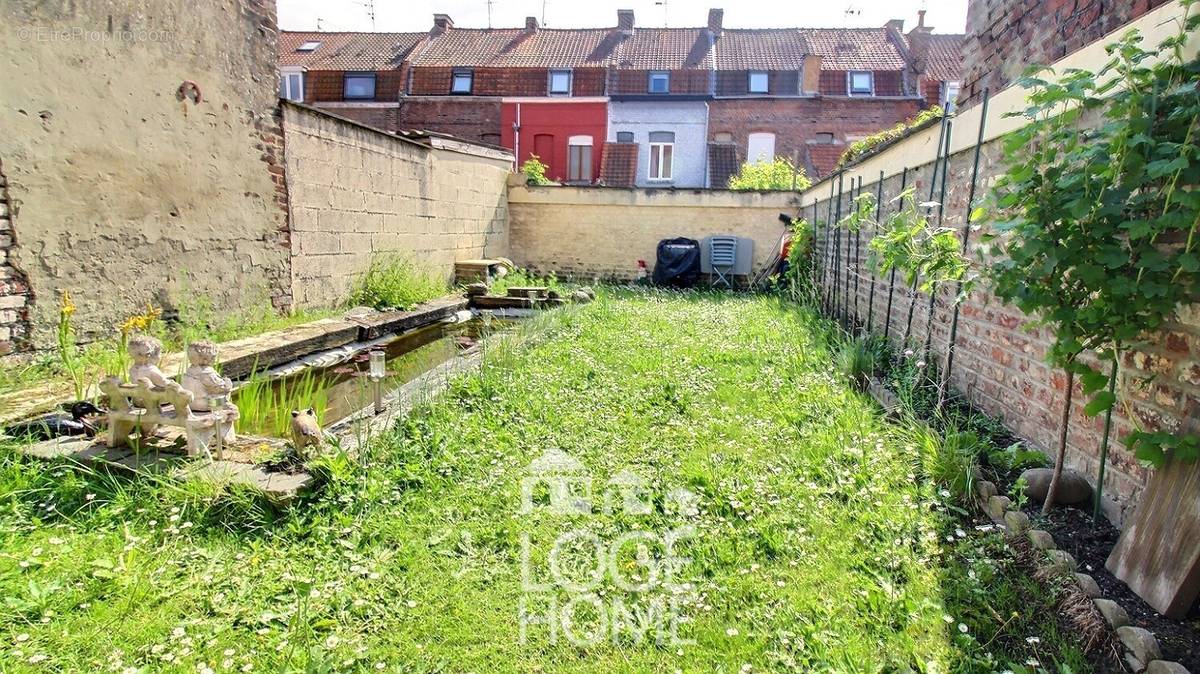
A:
[[501, 101, 607, 183]]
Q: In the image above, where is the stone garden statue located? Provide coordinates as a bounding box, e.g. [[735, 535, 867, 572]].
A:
[[182, 340, 233, 411], [128, 335, 171, 388]]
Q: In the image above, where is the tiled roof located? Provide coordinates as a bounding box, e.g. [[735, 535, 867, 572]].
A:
[[615, 28, 713, 70], [924, 34, 964, 81], [798, 28, 906, 71], [410, 28, 618, 68], [713, 29, 811, 70], [280, 31, 425, 70], [708, 143, 739, 188]]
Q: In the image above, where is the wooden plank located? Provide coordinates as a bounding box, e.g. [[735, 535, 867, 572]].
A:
[[470, 296, 534, 310], [349, 296, 468, 340], [1106, 457, 1200, 618], [506, 286, 549, 299]]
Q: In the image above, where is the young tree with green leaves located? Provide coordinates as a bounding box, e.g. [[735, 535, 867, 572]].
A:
[[728, 157, 812, 191], [986, 1, 1200, 514]]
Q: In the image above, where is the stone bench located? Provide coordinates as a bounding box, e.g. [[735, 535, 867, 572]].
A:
[[100, 377, 238, 460]]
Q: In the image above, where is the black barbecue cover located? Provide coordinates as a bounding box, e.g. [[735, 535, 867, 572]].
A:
[[652, 237, 702, 287]]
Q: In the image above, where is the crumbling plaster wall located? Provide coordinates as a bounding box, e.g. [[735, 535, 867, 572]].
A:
[[0, 0, 292, 348]]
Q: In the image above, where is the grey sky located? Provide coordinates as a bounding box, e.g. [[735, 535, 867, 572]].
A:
[[277, 0, 968, 34]]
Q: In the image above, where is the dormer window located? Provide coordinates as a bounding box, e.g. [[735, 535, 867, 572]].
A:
[[848, 71, 874, 96], [343, 72, 376, 100], [748, 71, 769, 94], [452, 69, 474, 94], [549, 70, 572, 95], [296, 41, 321, 52], [648, 71, 670, 94]]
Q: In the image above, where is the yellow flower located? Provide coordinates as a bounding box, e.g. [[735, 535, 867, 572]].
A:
[[119, 304, 163, 335], [60, 290, 76, 318]]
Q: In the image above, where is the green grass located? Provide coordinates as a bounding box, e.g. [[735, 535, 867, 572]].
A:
[[0, 291, 1088, 672], [487, 267, 569, 296], [348, 255, 451, 311]]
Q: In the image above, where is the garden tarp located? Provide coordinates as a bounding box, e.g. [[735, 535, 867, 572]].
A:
[[652, 237, 702, 287]]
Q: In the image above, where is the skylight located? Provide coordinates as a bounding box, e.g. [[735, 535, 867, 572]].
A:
[[296, 41, 321, 52]]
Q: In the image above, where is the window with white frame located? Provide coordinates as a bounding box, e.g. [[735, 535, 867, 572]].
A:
[[648, 131, 674, 181], [451, 69, 474, 94], [296, 40, 321, 52], [848, 71, 873, 96], [280, 68, 304, 101], [942, 80, 961, 112], [747, 132, 776, 162], [748, 71, 769, 94], [567, 135, 593, 182], [549, 69, 572, 95], [343, 72, 376, 99], [648, 71, 670, 94]]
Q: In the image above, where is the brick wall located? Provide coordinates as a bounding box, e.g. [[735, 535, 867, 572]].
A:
[[819, 69, 908, 96], [306, 70, 402, 103], [282, 103, 512, 307], [408, 67, 607, 97], [715, 70, 801, 96], [397, 98, 504, 145], [509, 185, 796, 281], [311, 104, 401, 134], [960, 0, 1171, 109], [610, 70, 711, 95], [0, 0, 292, 349], [801, 135, 1198, 528], [707, 97, 922, 178], [0, 158, 31, 356]]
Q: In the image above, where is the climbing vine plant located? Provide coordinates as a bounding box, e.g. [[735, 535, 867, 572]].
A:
[[986, 0, 1200, 468], [868, 188, 971, 297]]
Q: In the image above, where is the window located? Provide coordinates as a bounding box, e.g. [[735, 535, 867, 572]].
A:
[[343, 72, 376, 100], [279, 68, 304, 102], [942, 80, 961, 113], [748, 71, 769, 94], [848, 71, 873, 96], [712, 132, 733, 143], [813, 132, 835, 144], [747, 132, 776, 162], [568, 135, 593, 182], [452, 69, 473, 94], [648, 71, 670, 94], [616, 131, 635, 143], [549, 70, 572, 95], [296, 40, 321, 52], [648, 131, 674, 181]]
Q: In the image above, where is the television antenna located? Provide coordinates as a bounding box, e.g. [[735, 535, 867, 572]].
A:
[[487, 0, 494, 28], [655, 0, 668, 26], [355, 0, 376, 30], [844, 3, 862, 19]]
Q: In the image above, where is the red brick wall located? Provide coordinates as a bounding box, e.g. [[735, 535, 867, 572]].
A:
[[921, 79, 943, 109], [0, 157, 31, 356], [805, 138, 1199, 525], [610, 70, 710, 95], [408, 67, 607, 97], [820, 70, 908, 96], [715, 70, 801, 96], [315, 104, 401, 134], [707, 97, 921, 178], [572, 68, 607, 96], [305, 70, 402, 102], [397, 98, 503, 144], [961, 0, 1171, 109]]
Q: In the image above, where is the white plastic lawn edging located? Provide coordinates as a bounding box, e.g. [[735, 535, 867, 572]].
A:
[[973, 480, 1190, 673]]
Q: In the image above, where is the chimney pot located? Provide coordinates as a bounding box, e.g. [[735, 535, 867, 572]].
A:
[[433, 13, 454, 30], [917, 9, 926, 28], [617, 9, 635, 32], [707, 8, 724, 33], [526, 16, 539, 29]]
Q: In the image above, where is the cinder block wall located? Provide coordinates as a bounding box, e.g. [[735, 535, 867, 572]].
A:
[[282, 104, 512, 307], [508, 185, 797, 281], [0, 0, 292, 350]]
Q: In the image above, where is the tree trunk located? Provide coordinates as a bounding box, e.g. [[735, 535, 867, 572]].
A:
[[1043, 368, 1076, 515]]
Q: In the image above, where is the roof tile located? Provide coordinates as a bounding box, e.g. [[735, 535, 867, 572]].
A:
[[280, 31, 425, 70], [924, 34, 964, 81]]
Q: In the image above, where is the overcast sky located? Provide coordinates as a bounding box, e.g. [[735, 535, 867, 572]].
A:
[[277, 0, 967, 34]]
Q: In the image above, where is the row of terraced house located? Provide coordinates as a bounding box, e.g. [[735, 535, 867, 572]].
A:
[[278, 9, 962, 188]]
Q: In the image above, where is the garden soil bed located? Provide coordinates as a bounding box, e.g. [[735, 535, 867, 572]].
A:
[[1022, 501, 1200, 669]]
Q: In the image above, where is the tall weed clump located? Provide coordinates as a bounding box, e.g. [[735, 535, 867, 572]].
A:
[[348, 255, 450, 311]]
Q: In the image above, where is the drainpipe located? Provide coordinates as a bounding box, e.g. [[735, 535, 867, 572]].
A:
[[514, 102, 522, 166], [703, 101, 711, 188]]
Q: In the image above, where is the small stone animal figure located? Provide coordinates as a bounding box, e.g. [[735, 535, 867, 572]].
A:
[[290, 408, 323, 459], [4, 401, 105, 441]]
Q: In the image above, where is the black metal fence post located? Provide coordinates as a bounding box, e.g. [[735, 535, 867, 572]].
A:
[[852, 176, 863, 334], [866, 170, 884, 334], [924, 121, 954, 370], [883, 167, 908, 343]]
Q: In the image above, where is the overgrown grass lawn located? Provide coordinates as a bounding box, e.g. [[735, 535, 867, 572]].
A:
[[0, 292, 1084, 672]]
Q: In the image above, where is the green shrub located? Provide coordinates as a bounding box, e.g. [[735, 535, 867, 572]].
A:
[[837, 106, 943, 169], [348, 255, 450, 311], [520, 155, 553, 185], [728, 157, 811, 191], [837, 336, 876, 391]]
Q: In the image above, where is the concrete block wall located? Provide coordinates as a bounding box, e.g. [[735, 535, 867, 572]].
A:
[[804, 134, 1200, 527], [508, 185, 797, 281], [282, 103, 512, 308]]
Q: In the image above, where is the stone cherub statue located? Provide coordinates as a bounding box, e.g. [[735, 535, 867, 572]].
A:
[[181, 340, 233, 412], [127, 335, 171, 388]]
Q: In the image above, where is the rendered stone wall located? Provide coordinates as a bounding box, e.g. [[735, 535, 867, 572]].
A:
[[282, 103, 512, 307], [508, 185, 796, 281], [0, 0, 292, 349]]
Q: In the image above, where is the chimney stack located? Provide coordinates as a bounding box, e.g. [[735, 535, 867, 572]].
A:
[[525, 16, 539, 30], [707, 8, 724, 34], [433, 14, 454, 31], [917, 9, 926, 28], [617, 9, 635, 33]]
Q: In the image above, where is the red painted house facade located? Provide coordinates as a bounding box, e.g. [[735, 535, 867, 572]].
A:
[[501, 100, 607, 183]]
